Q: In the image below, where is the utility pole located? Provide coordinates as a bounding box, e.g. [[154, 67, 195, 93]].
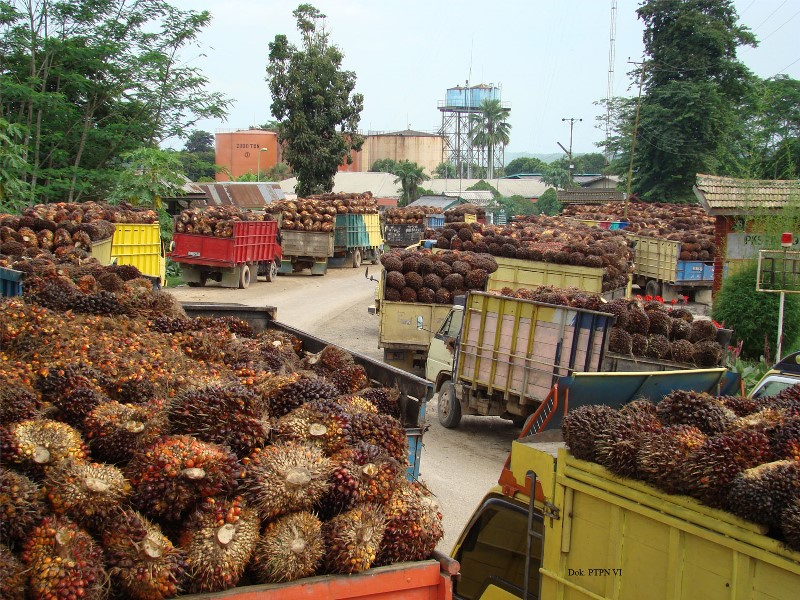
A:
[[625, 59, 646, 219], [561, 117, 582, 183]]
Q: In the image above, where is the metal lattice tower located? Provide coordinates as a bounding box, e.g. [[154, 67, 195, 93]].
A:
[[438, 83, 509, 178]]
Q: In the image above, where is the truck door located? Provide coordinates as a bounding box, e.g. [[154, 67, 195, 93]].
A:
[[452, 496, 544, 600], [425, 306, 463, 383]]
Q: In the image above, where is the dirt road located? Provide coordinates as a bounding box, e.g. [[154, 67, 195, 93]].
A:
[[167, 266, 514, 553]]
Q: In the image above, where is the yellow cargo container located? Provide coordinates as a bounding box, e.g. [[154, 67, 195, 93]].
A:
[[488, 256, 605, 294], [111, 223, 166, 286], [89, 237, 113, 265], [451, 441, 800, 600], [363, 213, 383, 249]]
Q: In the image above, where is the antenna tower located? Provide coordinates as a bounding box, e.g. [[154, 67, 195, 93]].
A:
[[605, 0, 618, 162]]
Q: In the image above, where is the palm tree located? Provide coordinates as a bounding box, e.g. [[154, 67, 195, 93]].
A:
[[469, 99, 511, 179], [393, 160, 430, 206]]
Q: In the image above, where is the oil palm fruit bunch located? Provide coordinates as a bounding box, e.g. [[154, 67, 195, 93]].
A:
[[168, 382, 269, 458], [21, 516, 108, 600], [81, 399, 168, 465], [251, 511, 325, 583], [242, 441, 333, 521], [322, 504, 386, 574], [689, 319, 718, 343], [782, 497, 800, 552], [594, 407, 662, 479], [0, 467, 46, 548], [625, 305, 649, 336], [43, 461, 131, 531], [304, 345, 369, 395], [562, 404, 621, 462], [345, 442, 402, 505], [608, 327, 633, 355], [670, 339, 695, 364], [102, 510, 187, 600], [727, 460, 800, 527], [273, 399, 351, 455], [178, 496, 260, 594], [0, 544, 26, 600], [359, 387, 402, 419], [630, 333, 649, 357], [35, 362, 110, 425], [679, 429, 772, 508], [669, 318, 692, 341], [647, 310, 672, 338], [692, 339, 723, 367], [1, 419, 88, 477], [760, 383, 800, 413], [0, 385, 42, 424], [375, 480, 443, 566], [718, 395, 759, 418], [637, 425, 706, 494], [265, 375, 340, 418], [348, 412, 408, 464], [315, 461, 362, 520], [656, 390, 736, 435], [335, 394, 379, 415], [125, 435, 242, 521]]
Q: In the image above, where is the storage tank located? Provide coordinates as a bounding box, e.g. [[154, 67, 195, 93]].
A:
[[442, 83, 501, 109], [215, 130, 279, 182]]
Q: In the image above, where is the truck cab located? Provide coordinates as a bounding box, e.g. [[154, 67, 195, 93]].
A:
[[749, 350, 800, 398], [425, 304, 463, 387]]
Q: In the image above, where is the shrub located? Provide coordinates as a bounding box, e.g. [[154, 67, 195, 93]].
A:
[[712, 262, 800, 361]]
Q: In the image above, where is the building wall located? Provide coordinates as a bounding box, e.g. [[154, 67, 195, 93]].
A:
[[362, 134, 445, 175], [215, 130, 279, 182]]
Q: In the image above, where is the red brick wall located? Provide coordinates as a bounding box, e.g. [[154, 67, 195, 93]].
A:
[[713, 216, 734, 295]]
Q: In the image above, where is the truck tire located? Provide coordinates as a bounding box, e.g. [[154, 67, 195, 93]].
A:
[[371, 247, 382, 265], [437, 381, 461, 429], [265, 260, 278, 282], [645, 279, 661, 298], [186, 272, 207, 288], [238, 264, 251, 289], [352, 249, 362, 268]]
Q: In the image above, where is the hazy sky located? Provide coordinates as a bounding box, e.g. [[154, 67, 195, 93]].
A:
[[170, 0, 800, 156]]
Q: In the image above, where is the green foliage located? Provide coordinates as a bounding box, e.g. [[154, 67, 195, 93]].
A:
[[550, 153, 607, 174], [466, 180, 500, 198], [468, 99, 511, 179], [235, 162, 293, 182], [267, 4, 364, 197], [0, 118, 31, 211], [711, 262, 800, 362], [184, 131, 214, 154], [108, 148, 187, 209], [539, 166, 574, 190], [505, 157, 547, 176], [370, 158, 399, 174], [535, 188, 562, 216], [393, 160, 429, 206], [0, 1, 231, 203], [434, 161, 457, 178], [494, 195, 537, 218]]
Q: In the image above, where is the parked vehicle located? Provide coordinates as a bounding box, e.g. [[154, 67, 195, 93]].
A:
[[384, 214, 445, 248], [179, 302, 433, 480], [426, 291, 739, 428], [448, 355, 799, 600], [279, 213, 383, 274], [628, 233, 714, 303], [170, 220, 281, 288], [111, 222, 166, 287], [373, 256, 627, 377]]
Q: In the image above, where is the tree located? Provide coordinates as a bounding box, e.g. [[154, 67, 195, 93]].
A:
[[494, 195, 537, 219], [108, 148, 186, 209], [0, 118, 30, 211], [267, 4, 364, 197], [505, 157, 547, 176], [0, 0, 231, 203], [469, 99, 511, 179], [370, 158, 399, 174], [179, 130, 216, 181], [185, 131, 214, 154], [393, 160, 429, 206], [627, 0, 756, 202], [540, 165, 574, 190], [434, 161, 457, 178], [535, 188, 562, 216]]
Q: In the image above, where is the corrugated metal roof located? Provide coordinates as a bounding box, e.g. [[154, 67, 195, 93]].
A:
[[279, 172, 402, 198], [557, 189, 626, 204], [196, 182, 285, 209], [406, 195, 462, 210], [442, 190, 493, 206], [693, 174, 800, 215], [426, 178, 548, 199]]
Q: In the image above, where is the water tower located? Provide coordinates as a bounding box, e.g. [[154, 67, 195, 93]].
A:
[[438, 82, 510, 178]]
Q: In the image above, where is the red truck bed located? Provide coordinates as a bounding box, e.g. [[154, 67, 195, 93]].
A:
[[171, 221, 280, 268]]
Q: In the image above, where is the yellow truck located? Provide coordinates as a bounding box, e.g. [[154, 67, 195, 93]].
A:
[[373, 256, 626, 377]]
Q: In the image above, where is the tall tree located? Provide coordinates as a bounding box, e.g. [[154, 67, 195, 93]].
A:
[[469, 99, 511, 179], [179, 130, 216, 181], [505, 157, 547, 176], [267, 4, 364, 197], [393, 160, 429, 206], [0, 118, 30, 211], [434, 161, 457, 178], [0, 0, 230, 203], [629, 0, 756, 202], [369, 158, 399, 174], [107, 148, 186, 209], [185, 131, 214, 154]]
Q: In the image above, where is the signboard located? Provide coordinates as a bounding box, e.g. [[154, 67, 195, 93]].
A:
[[757, 250, 800, 293], [384, 223, 424, 247], [727, 232, 800, 260]]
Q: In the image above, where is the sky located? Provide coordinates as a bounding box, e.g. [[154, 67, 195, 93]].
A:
[[168, 0, 800, 157]]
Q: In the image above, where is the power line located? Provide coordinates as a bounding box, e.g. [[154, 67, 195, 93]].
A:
[[753, 0, 789, 31], [774, 56, 800, 75], [760, 7, 800, 42]]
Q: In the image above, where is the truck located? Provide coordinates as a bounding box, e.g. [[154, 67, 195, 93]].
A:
[[384, 214, 445, 249], [279, 213, 383, 275], [628, 233, 714, 303], [170, 220, 281, 289], [111, 222, 166, 288], [425, 291, 739, 429], [447, 356, 800, 600], [374, 255, 628, 377]]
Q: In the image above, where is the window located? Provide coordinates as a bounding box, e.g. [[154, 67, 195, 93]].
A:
[[453, 498, 543, 600], [750, 375, 799, 400]]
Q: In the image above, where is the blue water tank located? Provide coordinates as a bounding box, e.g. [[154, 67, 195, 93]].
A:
[[470, 86, 499, 107], [446, 87, 468, 108]]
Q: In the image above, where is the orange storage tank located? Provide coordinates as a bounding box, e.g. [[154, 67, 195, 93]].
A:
[[215, 130, 279, 181]]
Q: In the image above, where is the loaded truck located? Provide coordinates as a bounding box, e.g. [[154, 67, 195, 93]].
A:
[[384, 214, 445, 248], [373, 256, 629, 377], [279, 213, 383, 275], [628, 233, 714, 303], [170, 220, 281, 289], [425, 291, 739, 428], [111, 222, 166, 288], [447, 354, 800, 600]]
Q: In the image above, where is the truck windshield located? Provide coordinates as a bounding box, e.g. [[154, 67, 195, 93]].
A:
[[750, 375, 799, 400], [435, 309, 463, 340], [453, 497, 543, 600]]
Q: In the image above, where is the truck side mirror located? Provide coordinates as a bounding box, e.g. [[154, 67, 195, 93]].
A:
[[417, 316, 424, 330]]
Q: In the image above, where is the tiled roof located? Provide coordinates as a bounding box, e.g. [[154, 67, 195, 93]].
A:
[[197, 182, 285, 209], [694, 174, 800, 215], [557, 189, 626, 204]]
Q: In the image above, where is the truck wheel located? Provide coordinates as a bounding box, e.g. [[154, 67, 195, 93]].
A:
[[186, 272, 207, 288], [511, 414, 528, 428], [238, 264, 251, 289], [438, 381, 461, 429], [371, 247, 382, 265], [352, 249, 362, 268], [645, 279, 661, 297], [265, 260, 278, 282]]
